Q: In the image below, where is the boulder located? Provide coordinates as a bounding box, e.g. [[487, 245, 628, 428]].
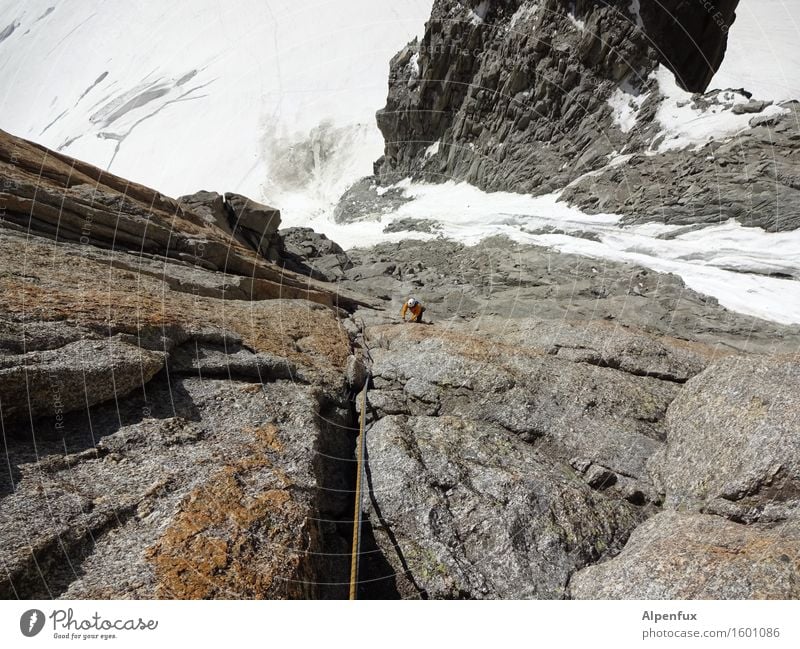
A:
[[178, 190, 233, 234], [224, 192, 282, 261], [224, 192, 281, 234], [281, 226, 346, 258], [279, 226, 353, 281], [570, 511, 800, 599], [656, 356, 800, 522]]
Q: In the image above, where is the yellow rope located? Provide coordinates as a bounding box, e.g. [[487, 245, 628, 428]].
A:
[[349, 379, 368, 600]]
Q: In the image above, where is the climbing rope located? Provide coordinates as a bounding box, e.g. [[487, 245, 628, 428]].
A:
[[349, 377, 368, 600], [349, 321, 373, 600]]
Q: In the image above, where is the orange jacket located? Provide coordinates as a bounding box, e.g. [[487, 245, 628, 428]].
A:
[[401, 302, 423, 322]]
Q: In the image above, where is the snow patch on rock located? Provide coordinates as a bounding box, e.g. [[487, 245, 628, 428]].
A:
[[651, 66, 789, 153], [628, 0, 644, 29], [469, 1, 491, 24], [607, 80, 647, 133], [424, 140, 440, 158]]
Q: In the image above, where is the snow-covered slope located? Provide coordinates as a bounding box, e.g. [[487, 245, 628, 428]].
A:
[[297, 179, 800, 325], [0, 0, 432, 211], [710, 0, 800, 101], [650, 66, 791, 153]]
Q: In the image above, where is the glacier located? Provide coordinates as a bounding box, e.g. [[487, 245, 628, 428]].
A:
[[0, 0, 433, 209]]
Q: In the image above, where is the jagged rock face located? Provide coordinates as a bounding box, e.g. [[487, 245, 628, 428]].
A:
[[0, 300, 355, 597], [368, 0, 800, 232], [376, 0, 647, 193], [356, 321, 699, 597], [375, 0, 736, 192], [178, 190, 233, 235], [560, 101, 800, 232]]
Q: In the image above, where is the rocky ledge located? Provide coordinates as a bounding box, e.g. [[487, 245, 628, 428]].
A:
[[1, 130, 799, 599]]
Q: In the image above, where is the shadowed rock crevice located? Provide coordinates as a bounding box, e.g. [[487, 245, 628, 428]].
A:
[[354, 515, 407, 600], [360, 439, 428, 600], [309, 393, 362, 599]]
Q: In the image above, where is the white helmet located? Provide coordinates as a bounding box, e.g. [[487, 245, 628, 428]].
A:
[[407, 298, 417, 307]]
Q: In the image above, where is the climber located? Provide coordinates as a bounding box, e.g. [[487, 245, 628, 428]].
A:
[[401, 297, 425, 323]]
